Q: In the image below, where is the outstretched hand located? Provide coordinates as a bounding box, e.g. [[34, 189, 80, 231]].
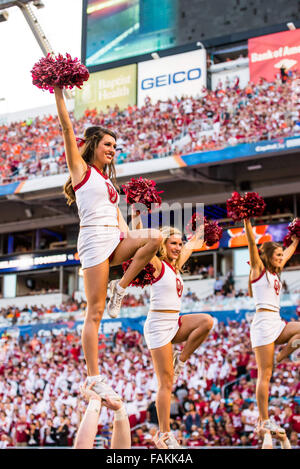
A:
[[101, 395, 124, 411], [80, 380, 102, 403], [153, 431, 169, 449]]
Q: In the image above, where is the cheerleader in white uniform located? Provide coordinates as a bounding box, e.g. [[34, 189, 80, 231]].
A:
[[134, 214, 214, 448], [244, 218, 300, 435], [54, 88, 162, 399]]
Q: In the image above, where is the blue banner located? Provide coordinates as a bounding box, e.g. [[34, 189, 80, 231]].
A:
[[0, 307, 297, 338], [0, 182, 20, 197], [180, 136, 300, 167], [0, 249, 80, 274]]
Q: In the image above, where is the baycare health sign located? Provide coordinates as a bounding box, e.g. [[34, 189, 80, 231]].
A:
[[137, 49, 206, 106], [248, 29, 300, 83], [75, 63, 137, 118]]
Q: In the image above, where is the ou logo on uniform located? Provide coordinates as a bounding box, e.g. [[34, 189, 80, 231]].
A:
[[274, 278, 280, 296], [176, 279, 183, 297], [106, 182, 118, 204]]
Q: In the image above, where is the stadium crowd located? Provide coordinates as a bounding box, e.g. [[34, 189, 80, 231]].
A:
[[0, 316, 299, 448], [1, 72, 300, 184]]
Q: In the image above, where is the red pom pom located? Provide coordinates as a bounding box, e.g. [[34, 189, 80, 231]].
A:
[[122, 260, 156, 288], [287, 218, 300, 239], [283, 218, 300, 254], [226, 191, 266, 222], [31, 53, 89, 93], [122, 177, 163, 212], [283, 234, 300, 254], [186, 214, 222, 246], [204, 218, 223, 246]]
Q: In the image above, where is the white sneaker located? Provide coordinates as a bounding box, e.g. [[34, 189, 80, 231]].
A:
[[107, 280, 126, 318], [173, 350, 184, 384], [165, 432, 181, 449], [86, 376, 121, 401], [261, 418, 285, 435]]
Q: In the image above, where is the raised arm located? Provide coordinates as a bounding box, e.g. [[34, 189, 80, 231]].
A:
[[54, 87, 87, 186], [178, 220, 205, 270], [243, 218, 264, 278], [130, 206, 161, 271], [281, 235, 299, 269], [73, 383, 102, 449]]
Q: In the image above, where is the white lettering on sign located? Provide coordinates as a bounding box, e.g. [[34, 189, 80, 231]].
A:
[[251, 44, 300, 63]]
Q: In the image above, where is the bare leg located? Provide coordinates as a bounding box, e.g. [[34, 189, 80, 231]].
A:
[[82, 261, 109, 376], [150, 343, 174, 433], [172, 314, 214, 362], [254, 343, 274, 421], [110, 229, 162, 288], [275, 321, 300, 363]]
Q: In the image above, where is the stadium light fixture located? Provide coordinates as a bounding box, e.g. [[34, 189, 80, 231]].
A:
[[287, 22, 296, 30], [247, 164, 262, 171], [32, 0, 44, 8], [151, 52, 160, 60], [25, 208, 32, 218]]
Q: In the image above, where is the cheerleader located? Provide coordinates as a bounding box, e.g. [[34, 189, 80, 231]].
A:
[[244, 218, 300, 435], [133, 212, 214, 448], [54, 88, 162, 399]]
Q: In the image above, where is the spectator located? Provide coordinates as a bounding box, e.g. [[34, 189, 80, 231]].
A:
[[184, 404, 201, 433], [214, 276, 223, 295], [12, 415, 30, 447]]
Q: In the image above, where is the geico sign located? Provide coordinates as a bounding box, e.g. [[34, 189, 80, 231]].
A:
[[141, 68, 202, 90]]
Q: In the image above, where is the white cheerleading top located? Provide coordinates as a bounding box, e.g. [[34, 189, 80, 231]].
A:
[[73, 164, 119, 226], [150, 260, 184, 311], [251, 269, 282, 312]]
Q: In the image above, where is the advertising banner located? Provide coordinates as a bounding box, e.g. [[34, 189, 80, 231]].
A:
[[74, 64, 137, 118], [248, 30, 300, 83], [137, 49, 206, 106], [0, 307, 297, 338], [179, 135, 300, 167], [195, 222, 289, 252], [0, 249, 80, 274]]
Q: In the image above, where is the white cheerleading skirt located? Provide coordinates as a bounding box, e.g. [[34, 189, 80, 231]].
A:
[[144, 310, 181, 350], [250, 310, 286, 348], [77, 226, 123, 270]]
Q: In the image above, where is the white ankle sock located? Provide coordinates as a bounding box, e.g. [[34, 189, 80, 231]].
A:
[[87, 375, 101, 381]]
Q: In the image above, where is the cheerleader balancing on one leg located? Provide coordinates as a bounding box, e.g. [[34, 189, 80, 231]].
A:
[[244, 218, 300, 438], [131, 211, 214, 448], [54, 87, 162, 400]]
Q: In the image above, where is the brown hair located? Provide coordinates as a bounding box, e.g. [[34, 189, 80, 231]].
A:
[[248, 241, 282, 297], [157, 226, 186, 273], [63, 126, 119, 205]]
